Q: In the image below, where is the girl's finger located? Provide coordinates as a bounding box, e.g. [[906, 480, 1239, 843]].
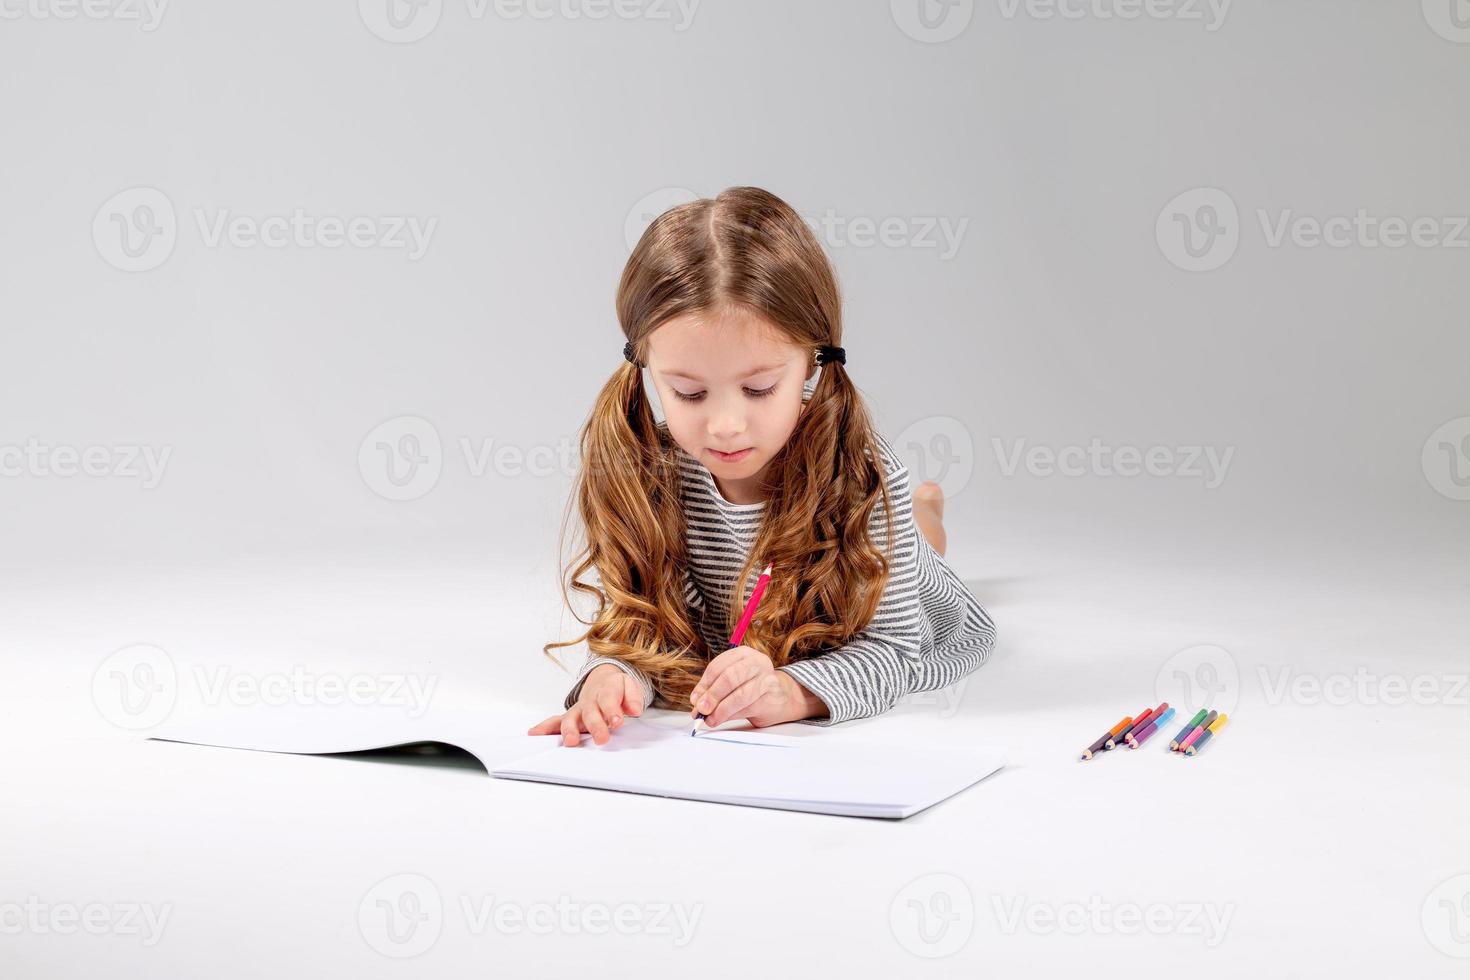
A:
[[696, 658, 764, 714], [527, 714, 565, 735], [583, 703, 610, 745], [596, 687, 625, 728], [705, 675, 767, 729], [622, 677, 644, 716], [690, 647, 747, 707], [560, 711, 584, 747]]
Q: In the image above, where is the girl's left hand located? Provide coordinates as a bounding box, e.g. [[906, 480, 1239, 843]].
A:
[[690, 645, 825, 728]]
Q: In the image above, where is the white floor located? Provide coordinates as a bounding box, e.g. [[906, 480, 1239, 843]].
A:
[[3, 535, 1467, 978]]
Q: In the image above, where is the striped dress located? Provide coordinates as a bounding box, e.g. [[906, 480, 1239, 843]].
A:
[[564, 418, 997, 725]]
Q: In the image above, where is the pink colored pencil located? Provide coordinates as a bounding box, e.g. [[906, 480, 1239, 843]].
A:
[[730, 564, 772, 644], [1176, 719, 1211, 752]]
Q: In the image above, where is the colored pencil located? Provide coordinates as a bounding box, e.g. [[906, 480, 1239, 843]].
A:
[[692, 563, 772, 735], [1184, 714, 1229, 756], [1125, 702, 1169, 747], [1169, 709, 1209, 751], [1080, 715, 1133, 761], [1177, 710, 1219, 752], [1128, 706, 1176, 748], [1111, 705, 1157, 749], [1107, 707, 1153, 750]]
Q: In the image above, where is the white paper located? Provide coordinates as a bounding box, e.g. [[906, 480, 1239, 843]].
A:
[[150, 707, 1004, 819], [492, 717, 1005, 819]]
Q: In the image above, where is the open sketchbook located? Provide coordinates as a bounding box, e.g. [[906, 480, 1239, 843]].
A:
[[150, 706, 1004, 819]]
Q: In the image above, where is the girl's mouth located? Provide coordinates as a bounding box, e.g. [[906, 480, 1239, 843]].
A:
[[710, 448, 753, 462]]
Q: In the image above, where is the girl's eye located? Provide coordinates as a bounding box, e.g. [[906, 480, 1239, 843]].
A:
[[671, 385, 777, 403]]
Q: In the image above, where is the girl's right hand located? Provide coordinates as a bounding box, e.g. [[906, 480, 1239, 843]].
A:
[[527, 663, 645, 747]]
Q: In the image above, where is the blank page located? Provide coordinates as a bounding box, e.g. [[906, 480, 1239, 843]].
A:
[[491, 718, 1004, 819]]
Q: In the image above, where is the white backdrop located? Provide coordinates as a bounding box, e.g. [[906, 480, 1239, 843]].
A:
[[2, 2, 1468, 977]]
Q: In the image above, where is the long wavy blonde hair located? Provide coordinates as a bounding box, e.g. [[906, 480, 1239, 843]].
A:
[[542, 186, 897, 710]]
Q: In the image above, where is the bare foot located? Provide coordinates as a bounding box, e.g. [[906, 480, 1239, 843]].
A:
[[912, 480, 946, 558]]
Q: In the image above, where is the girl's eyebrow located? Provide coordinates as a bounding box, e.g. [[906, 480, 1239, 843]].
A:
[[664, 364, 787, 382]]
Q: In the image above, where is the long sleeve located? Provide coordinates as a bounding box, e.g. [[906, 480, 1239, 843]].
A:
[[777, 434, 996, 725], [564, 654, 656, 711], [561, 563, 708, 711]]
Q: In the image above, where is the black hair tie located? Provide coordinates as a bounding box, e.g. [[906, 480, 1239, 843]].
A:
[[623, 341, 639, 366]]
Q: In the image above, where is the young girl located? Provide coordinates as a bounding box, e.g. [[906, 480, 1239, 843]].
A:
[[530, 186, 996, 747]]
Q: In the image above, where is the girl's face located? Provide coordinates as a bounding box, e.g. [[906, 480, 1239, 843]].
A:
[[645, 308, 816, 505]]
